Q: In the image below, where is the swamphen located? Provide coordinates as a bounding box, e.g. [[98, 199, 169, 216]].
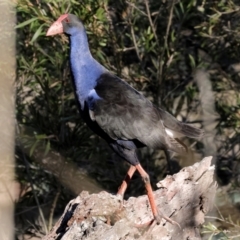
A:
[[46, 14, 204, 225]]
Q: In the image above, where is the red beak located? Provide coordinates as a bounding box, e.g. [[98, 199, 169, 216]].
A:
[[46, 14, 68, 36]]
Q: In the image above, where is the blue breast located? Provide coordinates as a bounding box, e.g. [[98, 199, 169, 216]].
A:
[[69, 29, 107, 109]]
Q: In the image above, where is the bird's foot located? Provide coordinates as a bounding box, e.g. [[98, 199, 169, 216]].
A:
[[115, 193, 125, 209], [131, 213, 180, 240], [132, 211, 180, 229], [154, 210, 180, 228]]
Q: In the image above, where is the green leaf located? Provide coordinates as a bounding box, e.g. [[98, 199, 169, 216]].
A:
[[96, 7, 105, 20], [170, 29, 176, 42], [30, 25, 43, 43], [187, 0, 196, 9], [35, 134, 47, 140], [99, 41, 106, 47], [44, 141, 51, 157], [188, 54, 196, 68], [179, 2, 185, 14], [15, 17, 38, 29]]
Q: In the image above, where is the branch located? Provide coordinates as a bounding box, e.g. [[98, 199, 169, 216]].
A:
[[144, 0, 159, 47], [158, 0, 176, 104], [43, 156, 216, 240]]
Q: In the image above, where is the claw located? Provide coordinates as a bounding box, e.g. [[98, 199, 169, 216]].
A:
[[155, 209, 181, 228]]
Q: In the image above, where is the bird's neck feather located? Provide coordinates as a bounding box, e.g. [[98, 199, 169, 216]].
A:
[[69, 31, 106, 109]]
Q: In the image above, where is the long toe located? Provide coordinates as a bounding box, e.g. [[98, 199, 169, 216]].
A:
[[156, 210, 181, 228]]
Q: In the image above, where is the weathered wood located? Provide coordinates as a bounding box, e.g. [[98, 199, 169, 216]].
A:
[[0, 3, 15, 240], [43, 156, 216, 240]]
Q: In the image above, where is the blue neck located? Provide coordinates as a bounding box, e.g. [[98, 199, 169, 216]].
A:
[[69, 30, 106, 109]]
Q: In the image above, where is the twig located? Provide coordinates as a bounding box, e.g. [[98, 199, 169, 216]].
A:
[[162, 81, 184, 101], [205, 216, 240, 228], [229, 234, 240, 239], [130, 23, 141, 61], [15, 204, 49, 216], [126, 1, 148, 17], [158, 0, 176, 104], [126, 5, 141, 61], [48, 186, 61, 231], [144, 0, 159, 47], [124, 2, 142, 61], [103, 3, 122, 74], [116, 46, 136, 52], [214, 204, 224, 220]]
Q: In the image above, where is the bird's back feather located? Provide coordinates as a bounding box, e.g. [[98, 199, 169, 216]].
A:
[[87, 72, 194, 153]]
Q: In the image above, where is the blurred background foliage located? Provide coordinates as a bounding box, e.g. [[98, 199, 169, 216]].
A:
[[15, 0, 240, 239]]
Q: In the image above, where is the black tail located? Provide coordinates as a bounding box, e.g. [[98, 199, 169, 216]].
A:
[[180, 123, 204, 139], [158, 108, 204, 139]]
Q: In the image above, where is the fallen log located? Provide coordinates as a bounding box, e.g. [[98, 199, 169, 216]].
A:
[[43, 156, 216, 240]]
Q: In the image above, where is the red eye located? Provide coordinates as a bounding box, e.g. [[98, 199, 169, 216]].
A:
[[65, 18, 69, 23]]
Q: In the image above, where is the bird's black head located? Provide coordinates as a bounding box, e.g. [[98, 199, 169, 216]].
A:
[[46, 13, 84, 36]]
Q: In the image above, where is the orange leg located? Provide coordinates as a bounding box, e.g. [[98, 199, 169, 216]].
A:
[[117, 165, 136, 196], [117, 163, 178, 227], [135, 164, 162, 224], [135, 164, 177, 225]]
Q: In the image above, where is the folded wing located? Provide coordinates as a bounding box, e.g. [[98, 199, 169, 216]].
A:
[[87, 73, 194, 153]]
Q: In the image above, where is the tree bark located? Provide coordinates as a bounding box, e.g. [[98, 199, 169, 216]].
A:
[[43, 156, 216, 240], [0, 3, 15, 240]]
